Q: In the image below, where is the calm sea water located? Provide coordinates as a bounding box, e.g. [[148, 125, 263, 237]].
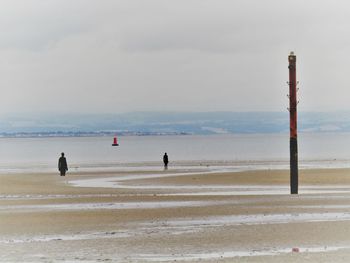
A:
[[0, 133, 350, 173]]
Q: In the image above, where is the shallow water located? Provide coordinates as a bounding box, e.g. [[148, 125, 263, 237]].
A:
[[134, 246, 348, 262], [69, 169, 350, 196], [1, 133, 350, 173], [0, 200, 229, 213]]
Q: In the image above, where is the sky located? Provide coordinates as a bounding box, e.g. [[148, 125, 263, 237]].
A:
[[0, 0, 350, 115]]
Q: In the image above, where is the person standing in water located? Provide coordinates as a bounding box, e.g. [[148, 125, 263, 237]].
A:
[[163, 152, 169, 169], [58, 152, 68, 176]]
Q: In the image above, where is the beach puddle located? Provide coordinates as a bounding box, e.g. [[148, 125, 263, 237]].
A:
[[0, 200, 229, 213], [4, 212, 350, 244], [141, 212, 350, 231], [0, 231, 132, 244], [134, 246, 347, 261], [69, 173, 350, 195]]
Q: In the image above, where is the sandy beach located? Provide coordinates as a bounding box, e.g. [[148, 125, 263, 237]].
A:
[[2, 167, 350, 262]]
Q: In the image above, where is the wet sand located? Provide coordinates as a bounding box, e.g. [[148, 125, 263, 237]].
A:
[[2, 168, 350, 262]]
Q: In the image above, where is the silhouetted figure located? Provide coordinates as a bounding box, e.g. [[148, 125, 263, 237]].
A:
[[58, 152, 68, 176], [163, 152, 169, 169]]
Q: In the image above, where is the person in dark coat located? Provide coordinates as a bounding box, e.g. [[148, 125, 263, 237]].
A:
[[58, 152, 68, 176], [163, 152, 169, 169]]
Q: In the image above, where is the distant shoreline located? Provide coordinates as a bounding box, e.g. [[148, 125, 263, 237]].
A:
[[1, 130, 350, 138], [3, 111, 350, 136], [0, 131, 191, 138]]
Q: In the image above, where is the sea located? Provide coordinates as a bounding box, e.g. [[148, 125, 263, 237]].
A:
[[0, 133, 350, 173]]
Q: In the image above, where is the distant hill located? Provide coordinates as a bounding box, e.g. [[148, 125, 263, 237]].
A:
[[0, 111, 349, 136]]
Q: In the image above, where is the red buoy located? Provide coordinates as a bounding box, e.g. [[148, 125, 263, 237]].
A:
[[112, 136, 119, 146]]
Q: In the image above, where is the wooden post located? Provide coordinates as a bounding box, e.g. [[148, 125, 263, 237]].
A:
[[288, 52, 298, 194]]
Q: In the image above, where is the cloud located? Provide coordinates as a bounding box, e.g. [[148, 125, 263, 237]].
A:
[[1, 0, 350, 115]]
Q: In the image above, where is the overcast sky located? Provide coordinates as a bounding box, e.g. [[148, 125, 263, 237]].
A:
[[0, 0, 349, 115]]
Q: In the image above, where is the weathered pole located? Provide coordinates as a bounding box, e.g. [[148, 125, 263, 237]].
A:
[[288, 52, 298, 194]]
